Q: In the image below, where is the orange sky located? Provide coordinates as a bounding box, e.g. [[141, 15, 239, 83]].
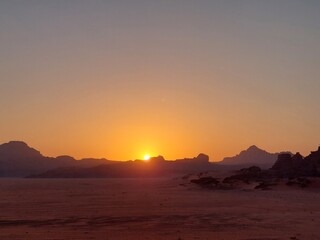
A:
[[0, 1, 320, 161]]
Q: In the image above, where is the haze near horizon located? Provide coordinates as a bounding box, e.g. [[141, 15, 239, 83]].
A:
[[1, 0, 319, 161]]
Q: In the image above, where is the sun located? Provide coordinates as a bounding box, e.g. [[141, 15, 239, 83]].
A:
[[143, 154, 150, 161]]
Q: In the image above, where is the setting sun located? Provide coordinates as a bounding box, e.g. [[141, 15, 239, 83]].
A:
[[143, 154, 150, 161]]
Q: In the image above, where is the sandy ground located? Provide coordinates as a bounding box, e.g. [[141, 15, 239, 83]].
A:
[[0, 178, 320, 240]]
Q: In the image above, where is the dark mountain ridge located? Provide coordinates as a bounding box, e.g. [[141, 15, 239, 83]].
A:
[[0, 140, 305, 178], [0, 141, 214, 177], [0, 141, 114, 177], [28, 154, 214, 178], [218, 145, 291, 168]]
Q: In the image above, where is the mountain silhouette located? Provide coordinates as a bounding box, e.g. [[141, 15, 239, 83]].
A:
[[0, 141, 114, 177], [28, 153, 215, 178], [1, 140, 301, 178], [0, 141, 215, 177], [0, 141, 42, 159], [219, 145, 280, 168]]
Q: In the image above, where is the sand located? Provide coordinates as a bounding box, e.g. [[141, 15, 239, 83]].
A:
[[0, 178, 320, 240]]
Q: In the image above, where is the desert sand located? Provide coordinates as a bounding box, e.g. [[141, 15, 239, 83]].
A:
[[0, 178, 320, 240]]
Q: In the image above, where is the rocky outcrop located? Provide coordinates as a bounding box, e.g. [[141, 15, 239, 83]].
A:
[[191, 177, 219, 186], [190, 147, 320, 190], [195, 153, 209, 162], [272, 152, 318, 178], [223, 166, 265, 184], [305, 147, 320, 173], [149, 155, 166, 163]]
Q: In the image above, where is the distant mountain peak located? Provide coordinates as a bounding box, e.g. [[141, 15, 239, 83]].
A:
[[220, 145, 277, 167], [2, 140, 37, 152], [245, 145, 268, 153], [0, 141, 42, 158], [5, 141, 29, 147], [247, 145, 260, 151]]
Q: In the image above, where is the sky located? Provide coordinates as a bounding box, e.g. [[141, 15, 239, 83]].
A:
[[0, 0, 319, 161]]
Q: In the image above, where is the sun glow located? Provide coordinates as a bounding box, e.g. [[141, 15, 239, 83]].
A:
[[143, 154, 150, 161]]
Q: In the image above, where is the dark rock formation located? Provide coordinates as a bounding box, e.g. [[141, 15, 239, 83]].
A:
[[195, 153, 209, 162], [222, 166, 272, 184], [149, 155, 166, 163], [271, 153, 293, 176], [190, 147, 320, 191], [239, 166, 262, 175], [286, 177, 312, 188], [191, 177, 219, 186], [305, 146, 320, 173], [272, 152, 317, 178], [175, 153, 209, 163], [221, 147, 320, 188], [254, 181, 276, 190]]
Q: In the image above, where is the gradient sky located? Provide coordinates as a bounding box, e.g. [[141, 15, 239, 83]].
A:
[[1, 0, 320, 161]]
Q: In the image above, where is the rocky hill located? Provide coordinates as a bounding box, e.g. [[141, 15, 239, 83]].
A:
[[0, 141, 114, 177], [219, 145, 282, 168]]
